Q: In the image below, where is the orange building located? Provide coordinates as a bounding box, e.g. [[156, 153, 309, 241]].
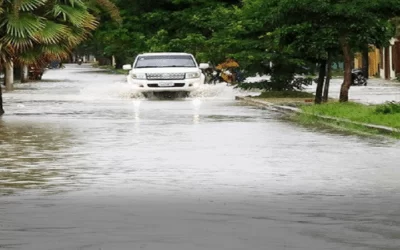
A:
[[354, 46, 380, 77], [354, 39, 400, 80]]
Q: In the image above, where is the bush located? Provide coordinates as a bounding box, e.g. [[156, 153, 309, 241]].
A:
[[375, 101, 400, 114], [396, 73, 400, 82]]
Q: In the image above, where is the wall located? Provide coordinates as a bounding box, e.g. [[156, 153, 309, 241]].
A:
[[379, 38, 397, 80]]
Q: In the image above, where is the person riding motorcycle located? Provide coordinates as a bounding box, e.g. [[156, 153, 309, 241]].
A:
[[215, 58, 241, 85]]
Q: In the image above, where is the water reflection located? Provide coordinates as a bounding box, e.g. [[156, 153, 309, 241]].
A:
[[193, 114, 200, 124], [191, 98, 201, 124], [132, 100, 141, 134], [0, 119, 75, 195]]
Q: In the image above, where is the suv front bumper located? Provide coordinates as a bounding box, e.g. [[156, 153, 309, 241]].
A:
[[127, 78, 203, 92]]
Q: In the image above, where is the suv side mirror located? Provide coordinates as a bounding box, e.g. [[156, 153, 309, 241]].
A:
[[122, 64, 132, 70], [199, 63, 210, 69]]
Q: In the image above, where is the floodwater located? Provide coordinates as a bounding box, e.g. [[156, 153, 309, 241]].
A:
[[304, 78, 400, 104], [1, 64, 400, 250]]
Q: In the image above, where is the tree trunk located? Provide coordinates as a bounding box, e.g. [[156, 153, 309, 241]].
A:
[[339, 37, 352, 102], [315, 60, 327, 104], [5, 62, 13, 91], [0, 82, 4, 115], [323, 51, 333, 102], [112, 55, 116, 68], [115, 56, 124, 69], [21, 65, 28, 83]]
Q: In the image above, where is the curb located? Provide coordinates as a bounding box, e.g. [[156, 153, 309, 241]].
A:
[[235, 96, 400, 134], [235, 96, 301, 113]]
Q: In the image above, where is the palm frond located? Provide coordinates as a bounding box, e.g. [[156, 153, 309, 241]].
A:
[[81, 12, 98, 30], [33, 20, 69, 44], [5, 13, 45, 38], [18, 43, 71, 66], [16, 48, 43, 65], [1, 35, 33, 50], [17, 0, 47, 12], [52, 4, 92, 27], [40, 44, 71, 59], [0, 3, 4, 15], [65, 0, 86, 8], [63, 25, 89, 46]]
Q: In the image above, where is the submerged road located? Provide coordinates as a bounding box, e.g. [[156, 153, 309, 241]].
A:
[[1, 64, 400, 250]]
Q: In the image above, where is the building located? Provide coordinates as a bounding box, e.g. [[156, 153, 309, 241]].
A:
[[354, 46, 380, 78], [354, 38, 400, 80]]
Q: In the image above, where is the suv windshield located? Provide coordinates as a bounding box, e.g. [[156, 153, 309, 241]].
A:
[[134, 55, 196, 68]]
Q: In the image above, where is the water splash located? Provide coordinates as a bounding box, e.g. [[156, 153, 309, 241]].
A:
[[79, 81, 260, 101], [79, 81, 146, 100], [188, 83, 261, 100]]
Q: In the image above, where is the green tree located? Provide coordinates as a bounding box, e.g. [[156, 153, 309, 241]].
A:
[[261, 0, 400, 102], [80, 0, 240, 67], [207, 0, 314, 91]]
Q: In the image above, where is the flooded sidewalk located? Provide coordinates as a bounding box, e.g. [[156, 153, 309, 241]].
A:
[[304, 77, 400, 104]]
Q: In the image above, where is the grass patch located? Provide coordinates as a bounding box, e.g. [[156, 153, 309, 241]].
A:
[[289, 113, 400, 139], [244, 91, 400, 138], [292, 101, 400, 138], [300, 102, 400, 129], [375, 101, 400, 114]]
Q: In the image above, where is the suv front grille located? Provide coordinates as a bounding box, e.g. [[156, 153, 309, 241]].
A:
[[147, 83, 185, 88], [146, 73, 185, 80]]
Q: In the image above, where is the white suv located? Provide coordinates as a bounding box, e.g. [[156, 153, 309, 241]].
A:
[[123, 53, 209, 95]]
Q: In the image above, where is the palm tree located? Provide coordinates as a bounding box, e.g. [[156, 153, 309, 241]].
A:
[[1, 0, 47, 114], [18, 0, 99, 70], [0, 0, 93, 114], [1, 0, 119, 70], [0, 0, 120, 115], [32, 0, 121, 65], [14, 0, 120, 71], [0, 0, 47, 89]]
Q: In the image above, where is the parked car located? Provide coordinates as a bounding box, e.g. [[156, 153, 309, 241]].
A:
[[122, 52, 209, 96], [28, 65, 46, 80]]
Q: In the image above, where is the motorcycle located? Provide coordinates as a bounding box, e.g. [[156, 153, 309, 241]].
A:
[[351, 68, 367, 86], [77, 58, 82, 65], [313, 68, 368, 86]]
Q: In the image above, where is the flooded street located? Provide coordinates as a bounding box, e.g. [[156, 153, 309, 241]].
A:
[[1, 65, 400, 250]]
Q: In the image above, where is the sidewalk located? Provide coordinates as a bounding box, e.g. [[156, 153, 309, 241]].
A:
[[304, 77, 400, 104], [236, 77, 400, 137], [236, 95, 400, 137]]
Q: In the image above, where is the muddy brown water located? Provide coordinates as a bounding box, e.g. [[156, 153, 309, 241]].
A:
[[1, 64, 400, 250]]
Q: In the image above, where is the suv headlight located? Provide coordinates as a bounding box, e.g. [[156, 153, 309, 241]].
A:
[[131, 73, 146, 79], [186, 72, 201, 79]]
